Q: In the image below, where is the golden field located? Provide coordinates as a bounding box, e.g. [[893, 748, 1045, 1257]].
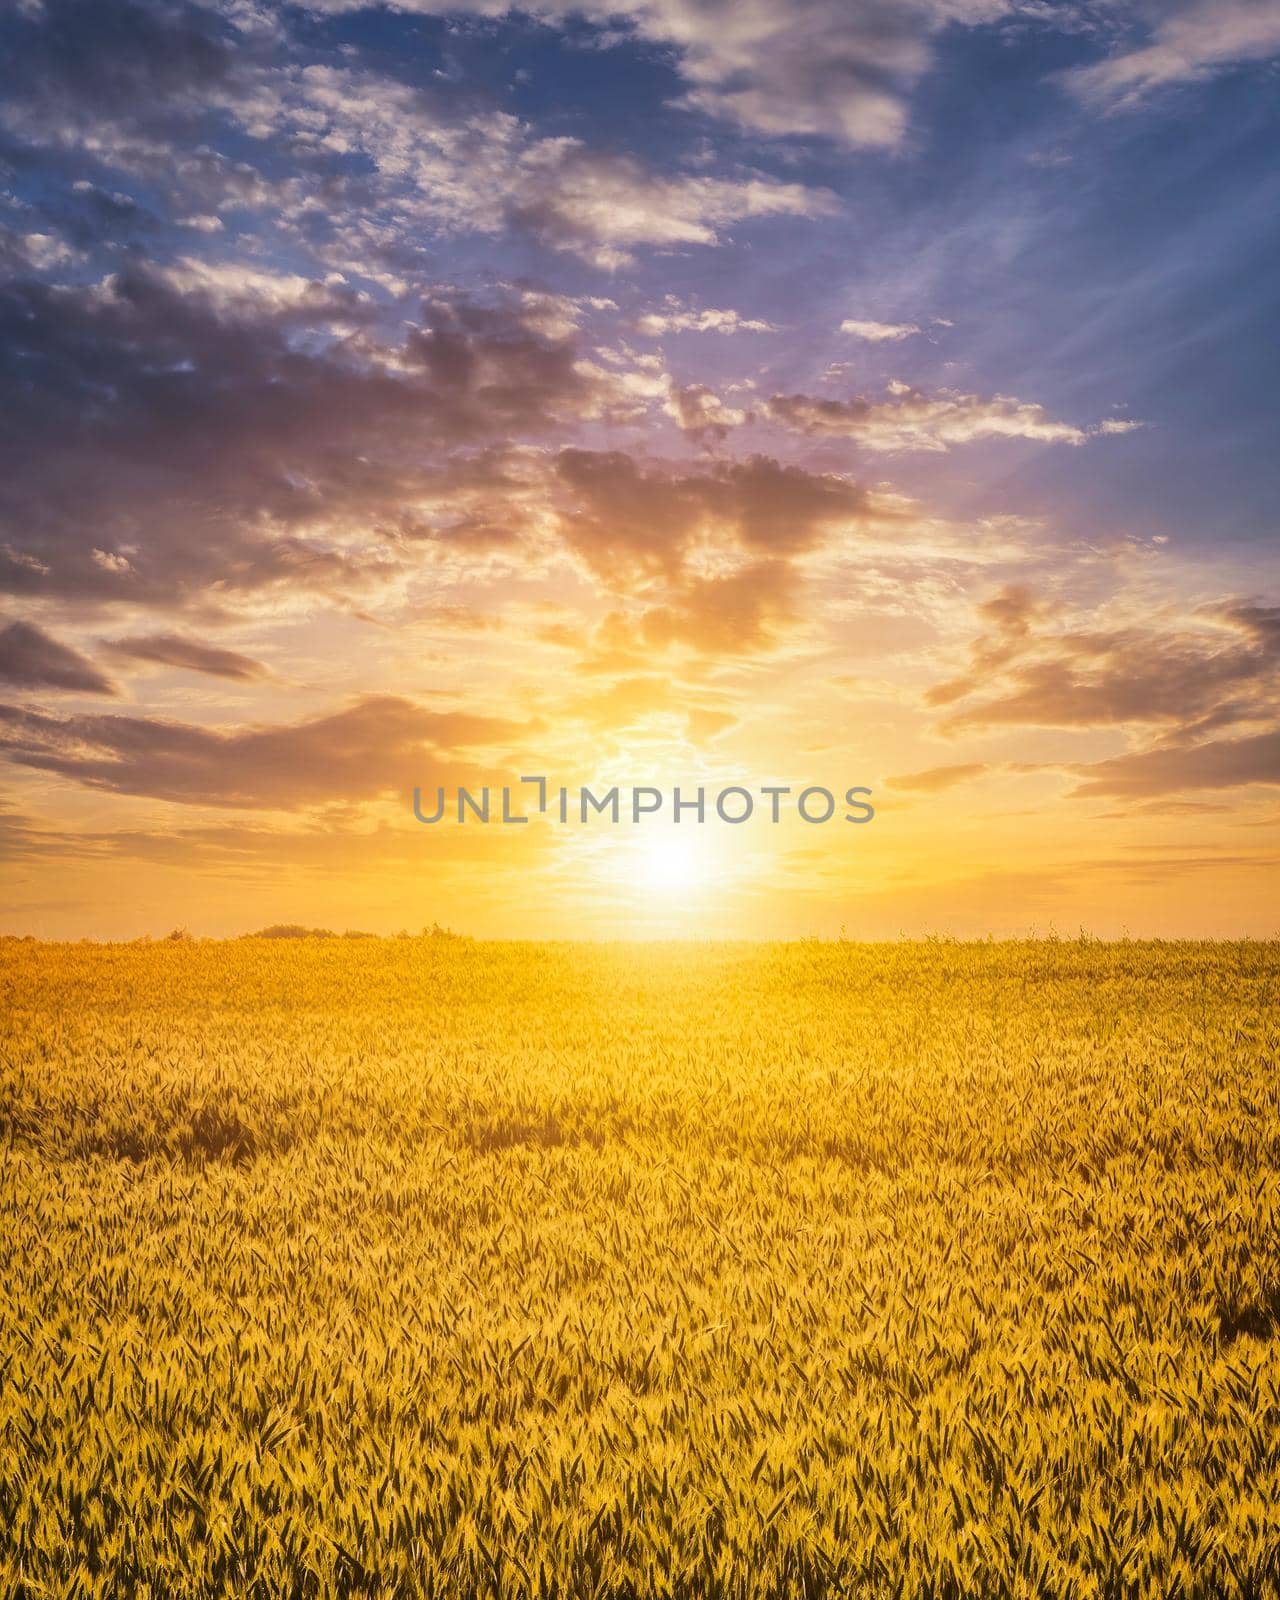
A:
[[2, 936, 1279, 1598]]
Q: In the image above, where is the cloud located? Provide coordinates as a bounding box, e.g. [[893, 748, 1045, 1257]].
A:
[[930, 588, 1280, 806], [505, 289, 618, 341], [0, 804, 550, 873], [637, 300, 778, 335], [567, 671, 735, 737], [0, 0, 236, 138], [552, 449, 873, 582], [768, 383, 1134, 452], [545, 451, 876, 659], [932, 591, 1280, 733], [1, 6, 834, 271], [1099, 798, 1235, 817], [640, 0, 1018, 144], [501, 144, 830, 269], [271, 0, 1023, 147], [1065, 0, 1280, 109], [0, 621, 116, 695], [638, 559, 799, 655], [665, 383, 750, 443], [100, 633, 269, 681], [839, 319, 921, 341], [885, 761, 989, 791], [0, 226, 81, 274], [213, 55, 831, 269], [152, 257, 372, 322], [0, 270, 613, 604], [0, 797, 70, 862], [0, 694, 537, 808], [1072, 729, 1280, 798]]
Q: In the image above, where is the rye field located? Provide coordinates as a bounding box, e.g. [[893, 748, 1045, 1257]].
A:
[[2, 936, 1279, 1599]]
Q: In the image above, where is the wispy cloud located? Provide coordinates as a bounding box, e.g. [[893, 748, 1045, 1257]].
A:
[[839, 319, 921, 342], [931, 591, 1280, 735], [100, 633, 269, 681], [1065, 0, 1280, 108], [638, 300, 778, 336], [885, 762, 989, 792], [1073, 729, 1280, 799], [0, 621, 116, 696], [0, 696, 538, 809], [769, 384, 1136, 452]]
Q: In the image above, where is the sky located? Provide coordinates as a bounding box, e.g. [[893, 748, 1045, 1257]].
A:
[[0, 0, 1277, 939]]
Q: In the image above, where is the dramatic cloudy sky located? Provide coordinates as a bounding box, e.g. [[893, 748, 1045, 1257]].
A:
[[1, 0, 1277, 937]]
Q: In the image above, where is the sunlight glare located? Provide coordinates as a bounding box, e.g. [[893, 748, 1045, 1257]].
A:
[[636, 831, 713, 894]]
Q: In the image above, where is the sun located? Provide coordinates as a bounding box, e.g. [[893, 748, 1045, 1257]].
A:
[[635, 831, 714, 894], [560, 820, 741, 920]]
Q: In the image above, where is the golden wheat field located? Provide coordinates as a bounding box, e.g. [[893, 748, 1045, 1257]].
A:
[[2, 936, 1279, 1599]]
